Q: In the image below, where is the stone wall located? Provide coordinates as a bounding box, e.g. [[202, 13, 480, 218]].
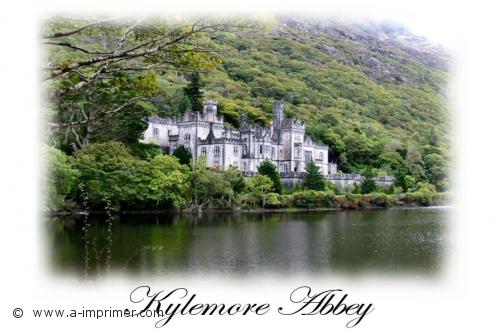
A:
[[275, 172, 395, 189]]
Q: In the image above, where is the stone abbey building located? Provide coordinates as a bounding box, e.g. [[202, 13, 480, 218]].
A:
[[142, 100, 393, 188]]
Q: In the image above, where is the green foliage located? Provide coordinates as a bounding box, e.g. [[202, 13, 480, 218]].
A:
[[263, 193, 281, 208], [172, 145, 192, 166], [223, 167, 246, 195], [245, 174, 273, 195], [360, 177, 377, 194], [45, 18, 222, 152], [245, 174, 274, 207], [199, 17, 449, 190], [128, 143, 163, 161], [73, 142, 151, 209], [186, 157, 235, 211], [44, 17, 452, 212], [303, 161, 326, 191], [44, 146, 79, 211], [148, 154, 190, 205], [184, 72, 204, 112], [257, 159, 284, 194]]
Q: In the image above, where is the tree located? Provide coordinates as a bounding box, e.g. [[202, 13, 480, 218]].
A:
[[148, 154, 190, 206], [257, 159, 284, 194], [423, 153, 449, 191], [73, 142, 151, 209], [186, 157, 233, 212], [303, 161, 326, 191], [184, 72, 204, 112], [128, 143, 164, 161], [222, 167, 246, 195], [172, 145, 192, 166], [44, 145, 79, 211], [394, 168, 409, 192], [360, 168, 377, 194], [43, 18, 224, 151], [245, 174, 273, 207], [360, 177, 376, 194]]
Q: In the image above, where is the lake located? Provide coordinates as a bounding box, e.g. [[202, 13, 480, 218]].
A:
[[47, 207, 449, 277]]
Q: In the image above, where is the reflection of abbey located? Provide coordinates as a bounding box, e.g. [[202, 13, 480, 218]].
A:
[[143, 100, 393, 187]]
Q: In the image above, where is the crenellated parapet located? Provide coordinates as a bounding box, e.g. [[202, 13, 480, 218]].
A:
[[281, 118, 305, 130]]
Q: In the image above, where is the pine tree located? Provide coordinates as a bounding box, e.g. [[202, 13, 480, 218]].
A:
[[172, 145, 192, 166], [303, 161, 326, 191], [360, 168, 377, 194], [184, 72, 204, 112], [257, 159, 284, 194], [360, 177, 376, 194]]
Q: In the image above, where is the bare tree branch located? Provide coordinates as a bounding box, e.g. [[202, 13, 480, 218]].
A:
[[43, 41, 113, 55]]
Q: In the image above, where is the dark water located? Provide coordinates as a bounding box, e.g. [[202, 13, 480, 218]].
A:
[[47, 208, 449, 277]]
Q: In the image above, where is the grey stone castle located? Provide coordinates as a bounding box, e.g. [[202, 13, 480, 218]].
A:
[[142, 100, 393, 188]]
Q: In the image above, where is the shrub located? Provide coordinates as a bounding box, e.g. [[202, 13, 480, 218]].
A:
[[303, 161, 326, 191], [128, 143, 163, 161], [264, 193, 281, 208], [258, 160, 284, 194], [73, 142, 151, 209], [172, 145, 192, 166], [44, 146, 79, 211]]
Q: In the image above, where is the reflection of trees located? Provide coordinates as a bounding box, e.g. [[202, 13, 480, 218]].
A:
[[49, 209, 445, 277]]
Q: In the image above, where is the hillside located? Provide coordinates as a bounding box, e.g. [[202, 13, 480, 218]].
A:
[[155, 16, 451, 190]]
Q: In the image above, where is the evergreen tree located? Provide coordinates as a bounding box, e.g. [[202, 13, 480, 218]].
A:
[[178, 94, 192, 114], [360, 177, 376, 194], [257, 159, 284, 194], [394, 168, 409, 192], [303, 161, 326, 191], [184, 72, 204, 112], [360, 168, 376, 194], [173, 145, 192, 166]]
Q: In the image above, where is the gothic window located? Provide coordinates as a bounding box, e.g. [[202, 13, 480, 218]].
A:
[[184, 134, 190, 142], [295, 147, 302, 159], [167, 129, 171, 136], [259, 145, 263, 154], [305, 151, 313, 163], [233, 146, 238, 156], [201, 147, 206, 156], [153, 127, 159, 136], [272, 147, 275, 158], [294, 135, 301, 142], [214, 146, 220, 156], [280, 163, 288, 172], [319, 151, 324, 162]]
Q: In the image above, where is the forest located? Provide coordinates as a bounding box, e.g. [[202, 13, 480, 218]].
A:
[[42, 16, 451, 212]]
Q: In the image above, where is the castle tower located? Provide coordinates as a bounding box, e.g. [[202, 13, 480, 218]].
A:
[[273, 99, 284, 130], [204, 99, 218, 122]]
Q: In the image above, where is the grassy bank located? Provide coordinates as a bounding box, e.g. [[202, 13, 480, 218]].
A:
[[239, 191, 451, 210]]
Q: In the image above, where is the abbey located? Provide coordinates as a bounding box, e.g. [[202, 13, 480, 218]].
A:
[[143, 100, 335, 174], [142, 99, 394, 188]]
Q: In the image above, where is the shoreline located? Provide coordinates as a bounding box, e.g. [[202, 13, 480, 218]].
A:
[[46, 203, 452, 218]]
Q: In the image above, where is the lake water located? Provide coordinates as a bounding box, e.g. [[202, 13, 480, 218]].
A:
[[47, 207, 449, 277]]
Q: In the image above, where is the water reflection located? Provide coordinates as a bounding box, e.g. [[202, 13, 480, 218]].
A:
[[47, 208, 448, 277]]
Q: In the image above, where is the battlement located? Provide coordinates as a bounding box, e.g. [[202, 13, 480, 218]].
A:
[[281, 117, 305, 130]]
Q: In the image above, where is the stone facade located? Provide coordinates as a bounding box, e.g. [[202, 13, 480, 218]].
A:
[[143, 100, 332, 174], [142, 99, 394, 188]]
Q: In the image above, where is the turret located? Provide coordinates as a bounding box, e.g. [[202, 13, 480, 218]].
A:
[[203, 99, 218, 122], [273, 99, 284, 129]]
